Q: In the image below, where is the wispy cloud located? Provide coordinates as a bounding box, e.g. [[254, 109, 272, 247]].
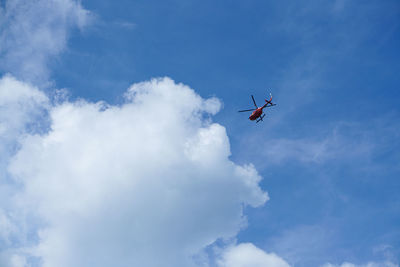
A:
[[113, 20, 137, 30], [265, 224, 335, 266], [261, 125, 374, 165], [322, 261, 398, 267], [0, 0, 92, 85]]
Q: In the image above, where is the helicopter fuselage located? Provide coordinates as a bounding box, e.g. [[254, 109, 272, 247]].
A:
[[249, 108, 263, 120]]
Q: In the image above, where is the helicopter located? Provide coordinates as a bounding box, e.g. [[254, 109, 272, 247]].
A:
[[238, 93, 276, 123]]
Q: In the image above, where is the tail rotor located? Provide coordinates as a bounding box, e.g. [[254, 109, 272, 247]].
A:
[[266, 93, 273, 103]]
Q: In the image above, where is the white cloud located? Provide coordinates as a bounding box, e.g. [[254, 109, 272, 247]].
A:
[[217, 243, 291, 267], [0, 74, 48, 194], [0, 74, 48, 197], [0, 0, 92, 84], [321, 261, 398, 267], [0, 75, 49, 267], [0, 74, 50, 267], [5, 77, 268, 267], [0, 74, 49, 136]]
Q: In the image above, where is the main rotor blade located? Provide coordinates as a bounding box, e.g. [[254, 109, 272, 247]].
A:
[[251, 95, 258, 108], [238, 109, 256, 112]]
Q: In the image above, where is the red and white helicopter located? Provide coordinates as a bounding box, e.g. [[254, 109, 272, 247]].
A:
[[238, 93, 276, 123]]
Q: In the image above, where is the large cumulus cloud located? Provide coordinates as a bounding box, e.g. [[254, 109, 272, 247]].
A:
[[3, 76, 270, 266]]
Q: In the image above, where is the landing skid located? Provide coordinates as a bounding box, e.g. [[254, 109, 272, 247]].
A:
[[256, 114, 266, 123]]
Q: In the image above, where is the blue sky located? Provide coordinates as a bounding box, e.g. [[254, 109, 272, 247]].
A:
[[1, 0, 399, 266], [54, 1, 400, 264]]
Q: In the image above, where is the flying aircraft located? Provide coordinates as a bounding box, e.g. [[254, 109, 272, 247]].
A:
[[238, 93, 276, 123]]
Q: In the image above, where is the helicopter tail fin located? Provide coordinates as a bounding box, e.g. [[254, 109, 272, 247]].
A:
[[265, 93, 273, 103]]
